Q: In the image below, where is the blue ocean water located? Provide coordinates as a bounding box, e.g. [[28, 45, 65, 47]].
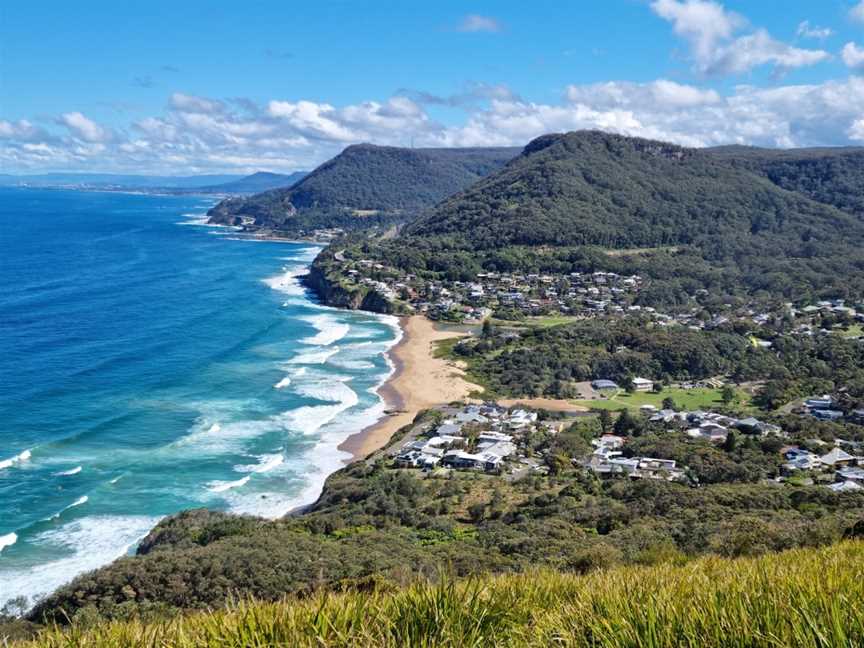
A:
[[0, 188, 400, 608]]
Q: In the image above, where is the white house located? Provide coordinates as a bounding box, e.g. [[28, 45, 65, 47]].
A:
[[632, 377, 654, 392]]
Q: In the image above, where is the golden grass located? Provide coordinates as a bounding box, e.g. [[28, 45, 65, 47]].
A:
[[17, 540, 864, 647]]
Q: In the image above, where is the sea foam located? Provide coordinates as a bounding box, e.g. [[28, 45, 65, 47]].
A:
[[54, 466, 82, 476], [207, 476, 251, 493], [234, 453, 284, 474], [273, 376, 292, 389], [0, 515, 161, 612], [0, 449, 32, 470], [301, 314, 350, 346], [0, 532, 17, 554]]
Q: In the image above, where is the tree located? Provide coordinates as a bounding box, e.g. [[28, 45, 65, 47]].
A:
[[482, 319, 494, 338], [662, 396, 677, 411], [467, 502, 487, 523], [614, 409, 639, 436], [599, 409, 613, 434], [721, 385, 736, 405], [723, 430, 738, 452]]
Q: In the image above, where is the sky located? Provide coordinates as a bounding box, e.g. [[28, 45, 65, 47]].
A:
[[4, 0, 864, 174]]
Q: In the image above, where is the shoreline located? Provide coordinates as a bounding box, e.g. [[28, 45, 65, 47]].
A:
[[338, 315, 480, 460]]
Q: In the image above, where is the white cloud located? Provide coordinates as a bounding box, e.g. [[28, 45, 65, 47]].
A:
[[457, 14, 502, 33], [6, 77, 864, 174], [796, 21, 832, 40], [651, 0, 828, 75], [169, 92, 225, 114], [851, 2, 864, 24], [842, 42, 864, 69], [58, 112, 111, 143], [567, 79, 720, 108], [651, 0, 743, 63]]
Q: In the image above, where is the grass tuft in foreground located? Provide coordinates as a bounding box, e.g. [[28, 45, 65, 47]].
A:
[[16, 540, 864, 647]]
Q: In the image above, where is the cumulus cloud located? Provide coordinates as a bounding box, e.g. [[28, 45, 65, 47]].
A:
[[457, 14, 502, 33], [796, 21, 832, 40], [58, 112, 111, 143], [842, 42, 864, 69], [6, 76, 864, 173], [852, 2, 864, 24], [651, 0, 829, 75]]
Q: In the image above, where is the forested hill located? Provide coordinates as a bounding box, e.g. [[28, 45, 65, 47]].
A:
[[708, 145, 864, 217], [404, 131, 862, 249], [207, 144, 518, 233], [383, 131, 864, 303]]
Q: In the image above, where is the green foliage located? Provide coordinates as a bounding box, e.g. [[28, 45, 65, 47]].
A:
[[454, 315, 767, 399], [208, 144, 517, 233], [15, 542, 864, 647], [370, 131, 864, 305], [26, 451, 864, 625]]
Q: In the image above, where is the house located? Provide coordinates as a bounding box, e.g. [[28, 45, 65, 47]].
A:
[[436, 423, 463, 437], [812, 409, 844, 422], [686, 422, 728, 444], [593, 434, 625, 449], [805, 395, 835, 410], [837, 467, 864, 483], [828, 480, 863, 493], [640, 405, 658, 414], [632, 377, 654, 392], [507, 409, 537, 429], [635, 458, 687, 481], [591, 379, 620, 392], [820, 447, 855, 468]]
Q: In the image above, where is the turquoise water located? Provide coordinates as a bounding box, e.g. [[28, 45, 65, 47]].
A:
[[0, 188, 400, 609]]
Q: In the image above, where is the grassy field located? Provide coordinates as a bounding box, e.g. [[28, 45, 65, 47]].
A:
[[490, 314, 581, 329], [573, 386, 751, 412], [14, 541, 864, 647]]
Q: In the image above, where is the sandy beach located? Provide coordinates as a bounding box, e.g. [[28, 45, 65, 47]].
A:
[[339, 315, 481, 460]]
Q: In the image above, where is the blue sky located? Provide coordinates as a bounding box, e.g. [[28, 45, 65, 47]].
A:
[[4, 0, 864, 173]]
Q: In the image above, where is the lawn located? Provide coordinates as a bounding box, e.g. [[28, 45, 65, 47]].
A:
[[573, 386, 751, 412], [490, 314, 580, 329]]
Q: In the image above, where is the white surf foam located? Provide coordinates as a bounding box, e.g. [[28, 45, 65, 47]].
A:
[[54, 466, 82, 476], [0, 449, 32, 470], [234, 453, 284, 474], [286, 346, 340, 365], [330, 359, 376, 371], [67, 496, 88, 509], [273, 376, 292, 389], [207, 476, 251, 493], [262, 265, 308, 296], [0, 533, 17, 554], [275, 377, 359, 436], [301, 314, 350, 346], [0, 515, 161, 611]]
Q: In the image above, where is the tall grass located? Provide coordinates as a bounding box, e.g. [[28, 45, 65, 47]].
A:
[[17, 540, 864, 647]]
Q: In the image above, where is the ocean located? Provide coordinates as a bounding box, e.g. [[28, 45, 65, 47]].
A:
[[0, 187, 400, 610]]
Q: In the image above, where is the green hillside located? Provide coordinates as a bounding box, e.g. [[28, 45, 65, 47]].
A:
[[709, 145, 864, 216], [207, 144, 517, 234], [375, 131, 864, 304], [11, 541, 864, 647]]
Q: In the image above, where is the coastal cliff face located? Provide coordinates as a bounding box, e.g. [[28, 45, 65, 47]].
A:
[[302, 262, 394, 314]]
